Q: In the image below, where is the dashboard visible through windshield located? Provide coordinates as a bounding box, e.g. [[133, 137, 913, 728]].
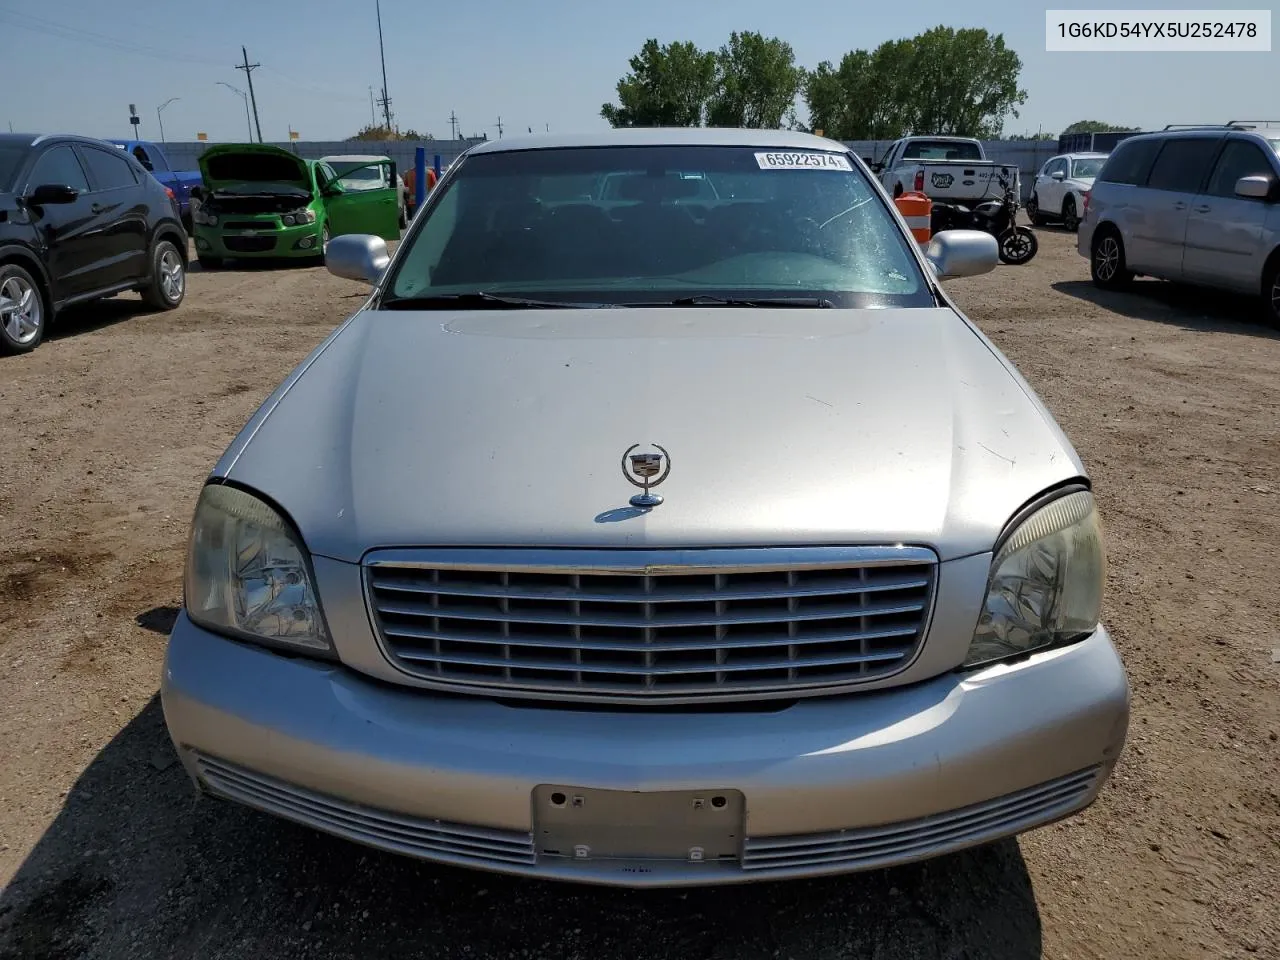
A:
[[382, 145, 933, 310]]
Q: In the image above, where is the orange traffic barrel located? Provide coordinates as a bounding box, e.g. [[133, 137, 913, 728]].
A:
[[894, 191, 932, 245]]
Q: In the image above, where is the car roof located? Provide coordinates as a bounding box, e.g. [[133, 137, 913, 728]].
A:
[[465, 127, 849, 156], [321, 153, 391, 162], [0, 133, 121, 149]]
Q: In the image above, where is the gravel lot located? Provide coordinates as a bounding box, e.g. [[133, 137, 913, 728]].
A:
[[1, 229, 1278, 960]]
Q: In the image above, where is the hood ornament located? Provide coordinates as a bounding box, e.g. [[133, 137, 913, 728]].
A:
[[621, 443, 671, 508]]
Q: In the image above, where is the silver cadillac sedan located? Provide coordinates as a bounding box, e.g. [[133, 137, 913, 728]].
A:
[[161, 129, 1130, 887]]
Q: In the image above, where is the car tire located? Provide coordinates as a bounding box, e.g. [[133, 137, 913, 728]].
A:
[[1062, 196, 1080, 232], [1263, 258, 1280, 329], [1091, 228, 1134, 290], [0, 262, 46, 355], [141, 239, 187, 310], [1027, 193, 1047, 226]]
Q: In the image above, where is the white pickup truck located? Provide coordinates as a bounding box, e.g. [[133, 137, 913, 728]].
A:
[[868, 136, 1017, 207]]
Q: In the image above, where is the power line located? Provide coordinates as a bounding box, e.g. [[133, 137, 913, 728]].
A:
[[449, 110, 459, 140], [236, 47, 264, 144], [0, 10, 224, 66], [375, 0, 393, 130]]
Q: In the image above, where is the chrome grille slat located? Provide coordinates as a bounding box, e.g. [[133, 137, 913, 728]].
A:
[[365, 547, 937, 703], [372, 598, 925, 629], [380, 622, 921, 652]]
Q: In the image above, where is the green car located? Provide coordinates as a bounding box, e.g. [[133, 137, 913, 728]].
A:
[[191, 144, 400, 268]]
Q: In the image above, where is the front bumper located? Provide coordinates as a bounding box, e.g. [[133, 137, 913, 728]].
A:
[[193, 223, 323, 259], [161, 614, 1129, 887]]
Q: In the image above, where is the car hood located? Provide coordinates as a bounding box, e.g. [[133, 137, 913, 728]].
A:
[[217, 307, 1085, 563], [198, 144, 310, 191]]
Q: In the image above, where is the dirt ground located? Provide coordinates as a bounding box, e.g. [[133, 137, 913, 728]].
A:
[[1, 229, 1277, 960]]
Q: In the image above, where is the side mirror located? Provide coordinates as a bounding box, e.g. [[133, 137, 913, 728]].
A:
[[26, 183, 80, 205], [924, 230, 998, 280], [1050, 170, 1065, 181], [325, 233, 390, 284], [1234, 174, 1273, 199]]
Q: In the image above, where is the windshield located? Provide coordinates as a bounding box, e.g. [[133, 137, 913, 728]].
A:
[[1269, 138, 1280, 155], [0, 146, 26, 192], [384, 145, 931, 309], [901, 140, 983, 162], [1071, 157, 1105, 179]]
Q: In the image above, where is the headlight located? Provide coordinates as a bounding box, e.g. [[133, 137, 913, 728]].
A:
[[184, 483, 332, 655], [282, 214, 296, 226], [297, 209, 317, 224], [194, 210, 218, 226], [964, 489, 1104, 668]]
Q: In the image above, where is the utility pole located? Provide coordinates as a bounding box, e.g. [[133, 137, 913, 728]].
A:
[[375, 0, 393, 130], [449, 110, 458, 141], [236, 46, 263, 143], [496, 116, 503, 138], [369, 86, 376, 126]]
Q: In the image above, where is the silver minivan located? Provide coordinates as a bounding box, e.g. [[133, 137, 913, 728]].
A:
[[1078, 123, 1280, 326]]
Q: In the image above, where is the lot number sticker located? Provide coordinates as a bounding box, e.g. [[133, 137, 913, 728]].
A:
[[755, 152, 853, 171]]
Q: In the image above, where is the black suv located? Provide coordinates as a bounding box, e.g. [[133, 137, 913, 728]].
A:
[[0, 133, 188, 354]]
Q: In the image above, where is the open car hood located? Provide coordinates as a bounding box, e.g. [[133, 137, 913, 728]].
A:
[[198, 144, 311, 191]]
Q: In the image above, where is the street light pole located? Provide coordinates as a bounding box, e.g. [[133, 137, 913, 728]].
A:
[[157, 97, 180, 143], [216, 82, 253, 140]]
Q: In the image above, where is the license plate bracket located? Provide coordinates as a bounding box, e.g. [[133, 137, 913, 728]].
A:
[[532, 785, 745, 863]]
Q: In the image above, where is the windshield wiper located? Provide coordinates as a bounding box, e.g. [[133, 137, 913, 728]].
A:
[[380, 292, 608, 310], [642, 295, 835, 308]]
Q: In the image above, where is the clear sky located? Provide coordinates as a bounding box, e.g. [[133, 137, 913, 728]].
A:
[[0, 0, 1275, 143]]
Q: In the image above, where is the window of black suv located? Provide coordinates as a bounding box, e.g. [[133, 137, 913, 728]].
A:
[[80, 146, 138, 192], [26, 146, 90, 193]]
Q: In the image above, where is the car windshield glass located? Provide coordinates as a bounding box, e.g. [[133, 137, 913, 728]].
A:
[[1269, 138, 1280, 155], [1071, 157, 1105, 178], [901, 140, 983, 161], [0, 146, 26, 192], [384, 145, 931, 309]]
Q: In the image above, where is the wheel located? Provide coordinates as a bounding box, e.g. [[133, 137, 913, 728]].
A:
[[196, 254, 223, 271], [998, 227, 1038, 265], [1027, 193, 1047, 226], [0, 263, 45, 354], [141, 239, 186, 310], [1062, 195, 1080, 232], [1091, 228, 1133, 289], [1263, 258, 1280, 329]]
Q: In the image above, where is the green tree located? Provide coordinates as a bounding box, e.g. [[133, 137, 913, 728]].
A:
[[348, 124, 434, 141], [1061, 120, 1140, 135], [1007, 131, 1056, 140], [805, 27, 1027, 139], [706, 31, 806, 129], [601, 39, 717, 127]]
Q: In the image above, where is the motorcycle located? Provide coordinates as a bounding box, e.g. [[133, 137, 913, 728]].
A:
[[929, 174, 1038, 266]]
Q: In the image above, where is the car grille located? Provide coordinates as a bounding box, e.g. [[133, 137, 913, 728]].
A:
[[741, 766, 1102, 873], [223, 235, 277, 253], [192, 752, 537, 867], [223, 220, 276, 231], [364, 547, 937, 704]]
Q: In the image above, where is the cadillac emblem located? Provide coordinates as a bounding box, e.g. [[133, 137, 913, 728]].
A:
[[621, 443, 671, 508]]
